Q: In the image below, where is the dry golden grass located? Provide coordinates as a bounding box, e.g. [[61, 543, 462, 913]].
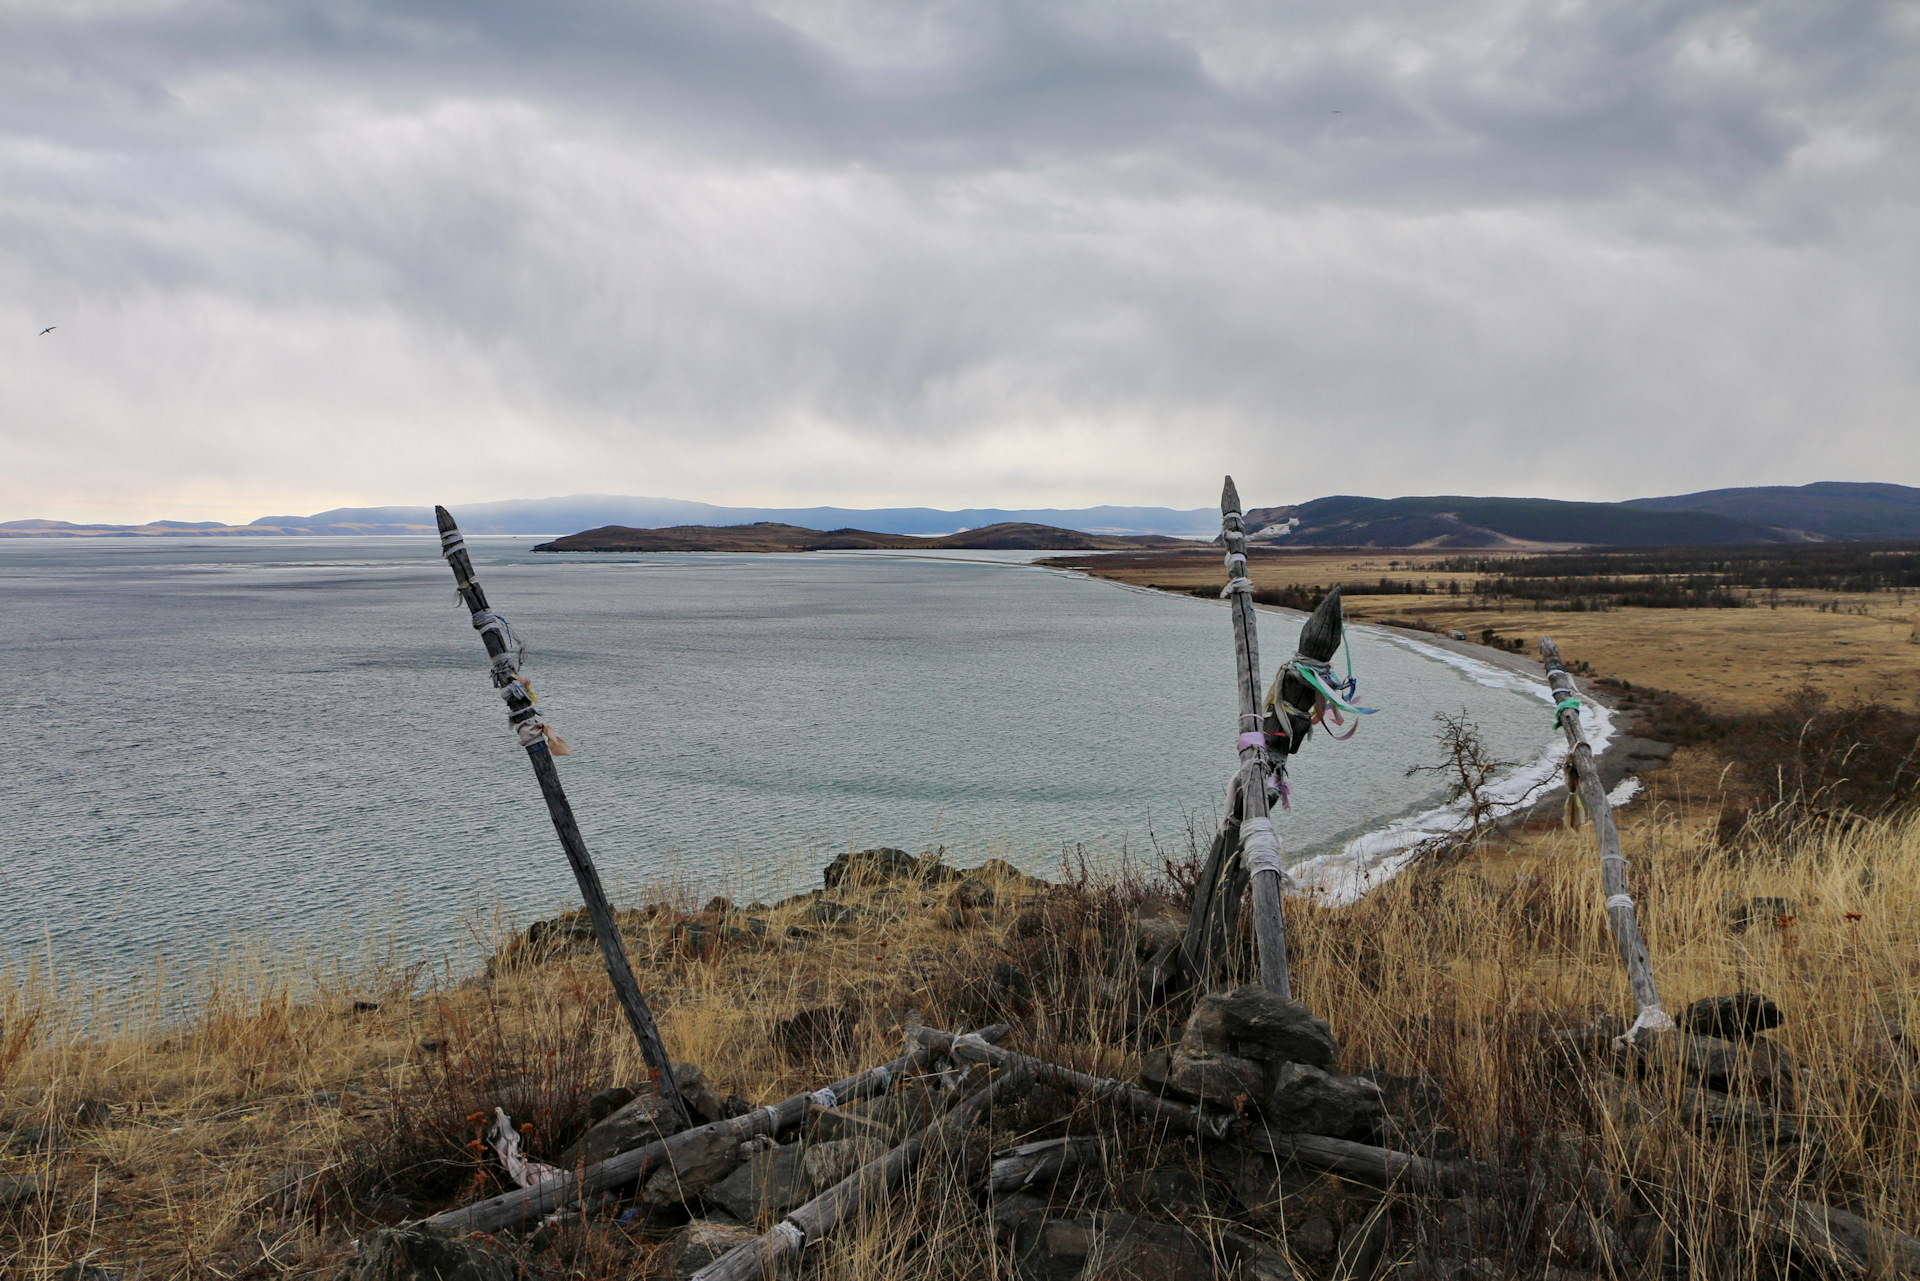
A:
[[1058, 550, 1920, 713], [5, 806, 1918, 1279], [1416, 605, 1920, 715]]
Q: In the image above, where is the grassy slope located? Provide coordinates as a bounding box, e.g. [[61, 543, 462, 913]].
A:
[[6, 801, 1920, 1278], [1286, 496, 1797, 547]]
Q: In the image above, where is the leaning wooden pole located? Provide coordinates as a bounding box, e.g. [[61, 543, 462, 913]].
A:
[[1218, 476, 1291, 998], [1538, 637, 1672, 1043], [434, 506, 689, 1125]]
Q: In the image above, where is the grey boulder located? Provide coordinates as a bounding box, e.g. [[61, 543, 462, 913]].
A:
[[801, 1137, 887, 1193], [1262, 1062, 1384, 1136], [558, 1090, 684, 1169], [640, 1128, 746, 1208], [705, 1144, 810, 1224], [1198, 986, 1341, 1069], [664, 1220, 761, 1279]]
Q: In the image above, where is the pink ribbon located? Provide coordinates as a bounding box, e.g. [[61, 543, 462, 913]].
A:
[[1237, 732, 1267, 751]]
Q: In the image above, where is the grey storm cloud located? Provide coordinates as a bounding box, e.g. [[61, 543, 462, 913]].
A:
[[2, 0, 1917, 521]]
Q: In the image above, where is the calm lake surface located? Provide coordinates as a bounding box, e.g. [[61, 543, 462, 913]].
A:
[[4, 537, 1565, 978]]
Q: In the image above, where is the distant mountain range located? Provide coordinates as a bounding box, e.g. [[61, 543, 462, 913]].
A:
[[0, 496, 1219, 539], [6, 482, 1919, 547]]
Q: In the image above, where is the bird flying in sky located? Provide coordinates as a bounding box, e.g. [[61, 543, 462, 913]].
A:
[[38, 326, 55, 335]]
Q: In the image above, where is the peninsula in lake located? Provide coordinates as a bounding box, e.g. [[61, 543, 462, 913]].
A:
[[530, 521, 1193, 553]]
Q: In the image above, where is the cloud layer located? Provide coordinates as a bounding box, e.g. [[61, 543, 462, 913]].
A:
[[4, 0, 1917, 521]]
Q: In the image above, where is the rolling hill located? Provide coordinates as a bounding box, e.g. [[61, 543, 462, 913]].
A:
[[1621, 482, 1920, 540]]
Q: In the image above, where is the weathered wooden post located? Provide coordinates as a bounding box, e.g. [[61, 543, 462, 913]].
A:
[[1180, 511, 1359, 991], [1219, 477, 1292, 997], [435, 506, 689, 1124], [1538, 637, 1672, 1043]]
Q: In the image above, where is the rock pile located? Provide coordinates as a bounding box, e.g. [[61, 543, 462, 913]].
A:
[[1141, 985, 1384, 1138]]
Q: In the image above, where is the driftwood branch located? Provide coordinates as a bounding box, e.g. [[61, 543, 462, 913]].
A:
[[1248, 1129, 1492, 1197], [690, 1065, 1037, 1281], [990, 1136, 1107, 1193], [1537, 637, 1671, 1042], [1179, 772, 1247, 988], [427, 1024, 1008, 1234]]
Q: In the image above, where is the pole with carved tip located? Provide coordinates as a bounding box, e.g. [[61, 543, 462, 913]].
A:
[[1219, 476, 1293, 998], [434, 506, 689, 1125], [1538, 636, 1672, 1044]]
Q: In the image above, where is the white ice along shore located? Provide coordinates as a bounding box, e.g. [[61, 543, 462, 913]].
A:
[[1287, 628, 1638, 905]]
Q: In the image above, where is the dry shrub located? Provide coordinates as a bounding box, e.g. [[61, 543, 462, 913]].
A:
[[368, 979, 616, 1206]]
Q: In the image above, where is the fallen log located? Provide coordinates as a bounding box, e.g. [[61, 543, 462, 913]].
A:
[[426, 1024, 1008, 1234], [990, 1135, 1107, 1193], [917, 1028, 1490, 1195], [914, 1027, 1232, 1141], [1249, 1129, 1490, 1197], [690, 1065, 1037, 1281]]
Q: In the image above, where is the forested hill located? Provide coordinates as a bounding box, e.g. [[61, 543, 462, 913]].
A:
[[1621, 482, 1920, 540], [1240, 483, 1920, 547]]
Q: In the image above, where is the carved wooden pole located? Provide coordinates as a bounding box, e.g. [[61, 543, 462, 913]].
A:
[[434, 506, 689, 1125], [1218, 477, 1293, 998], [1538, 637, 1672, 1043]]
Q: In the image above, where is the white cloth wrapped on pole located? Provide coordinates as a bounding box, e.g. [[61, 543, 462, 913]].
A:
[[1240, 816, 1287, 880]]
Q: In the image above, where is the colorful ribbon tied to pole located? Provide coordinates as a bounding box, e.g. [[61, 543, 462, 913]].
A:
[[1267, 643, 1378, 743]]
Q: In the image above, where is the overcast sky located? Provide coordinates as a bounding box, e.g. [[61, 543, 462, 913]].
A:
[[4, 0, 1917, 522]]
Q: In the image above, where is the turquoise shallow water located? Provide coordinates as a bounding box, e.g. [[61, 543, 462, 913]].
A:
[[3, 536, 1561, 976]]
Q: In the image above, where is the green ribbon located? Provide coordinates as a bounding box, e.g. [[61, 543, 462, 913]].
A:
[[1553, 697, 1582, 726], [1291, 660, 1378, 715]]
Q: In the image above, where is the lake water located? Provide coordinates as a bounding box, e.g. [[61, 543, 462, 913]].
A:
[[3, 536, 1589, 979]]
